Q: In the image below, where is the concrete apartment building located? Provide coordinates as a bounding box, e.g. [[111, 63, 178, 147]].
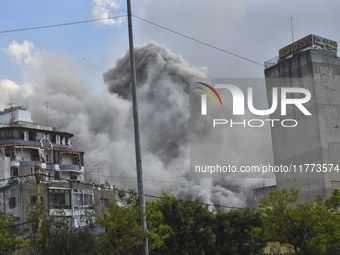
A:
[[0, 106, 114, 231], [255, 34, 340, 202]]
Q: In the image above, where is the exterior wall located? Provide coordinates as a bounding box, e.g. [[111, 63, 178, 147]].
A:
[[265, 49, 340, 202], [0, 181, 115, 234], [253, 185, 277, 203], [0, 156, 10, 180], [0, 108, 33, 123]]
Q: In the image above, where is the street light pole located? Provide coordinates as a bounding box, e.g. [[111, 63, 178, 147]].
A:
[[126, 0, 149, 254]]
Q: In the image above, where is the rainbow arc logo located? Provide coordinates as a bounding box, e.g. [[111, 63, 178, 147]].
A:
[[196, 82, 222, 115]]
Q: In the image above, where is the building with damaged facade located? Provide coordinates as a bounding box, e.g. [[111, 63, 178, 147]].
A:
[[0, 106, 114, 231]]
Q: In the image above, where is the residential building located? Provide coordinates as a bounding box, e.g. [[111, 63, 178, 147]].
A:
[[0, 106, 114, 232]]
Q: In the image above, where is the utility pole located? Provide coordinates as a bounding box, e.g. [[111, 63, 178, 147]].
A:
[[35, 162, 42, 233], [126, 0, 149, 254]]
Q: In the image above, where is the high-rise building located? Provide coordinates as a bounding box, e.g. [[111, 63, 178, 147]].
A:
[[262, 34, 340, 202]]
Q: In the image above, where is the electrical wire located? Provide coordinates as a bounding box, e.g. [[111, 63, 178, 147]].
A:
[[132, 15, 264, 67], [0, 13, 264, 67], [0, 15, 127, 34]]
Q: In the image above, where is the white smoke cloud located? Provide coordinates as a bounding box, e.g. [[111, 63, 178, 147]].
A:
[[91, 0, 124, 26], [2, 40, 270, 208], [2, 40, 35, 66]]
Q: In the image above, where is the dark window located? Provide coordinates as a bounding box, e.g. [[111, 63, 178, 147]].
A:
[[54, 171, 60, 181], [54, 151, 59, 164], [31, 150, 39, 161], [80, 153, 84, 166], [29, 131, 37, 141], [9, 197, 16, 208], [51, 134, 56, 144], [20, 130, 24, 140], [100, 198, 108, 208], [72, 154, 80, 165], [0, 130, 5, 140], [11, 168, 18, 177], [70, 174, 77, 181]]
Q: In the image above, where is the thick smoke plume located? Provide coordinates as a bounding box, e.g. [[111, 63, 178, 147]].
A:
[[1, 40, 271, 208]]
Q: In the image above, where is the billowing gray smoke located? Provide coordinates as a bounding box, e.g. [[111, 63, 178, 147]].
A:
[[1, 40, 272, 209], [104, 42, 203, 169]]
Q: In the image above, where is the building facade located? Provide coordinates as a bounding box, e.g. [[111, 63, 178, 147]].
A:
[[0, 106, 114, 231], [263, 34, 340, 202]]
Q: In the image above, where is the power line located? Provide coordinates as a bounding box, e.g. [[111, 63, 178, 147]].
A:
[[0, 13, 264, 67], [132, 15, 265, 67], [0, 15, 127, 34]]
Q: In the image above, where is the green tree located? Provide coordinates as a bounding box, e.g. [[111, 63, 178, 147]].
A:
[[22, 205, 100, 255], [255, 188, 340, 255], [148, 192, 215, 255], [0, 213, 24, 255], [213, 209, 266, 255], [96, 189, 171, 255], [149, 192, 264, 255]]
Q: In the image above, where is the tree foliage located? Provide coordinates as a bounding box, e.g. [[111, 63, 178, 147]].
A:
[[96, 189, 171, 255], [256, 188, 340, 255], [0, 213, 23, 255], [22, 205, 99, 255], [149, 192, 265, 255], [213, 208, 266, 255]]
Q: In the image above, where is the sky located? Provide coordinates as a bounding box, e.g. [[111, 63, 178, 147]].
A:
[[2, 0, 340, 85], [0, 0, 339, 208]]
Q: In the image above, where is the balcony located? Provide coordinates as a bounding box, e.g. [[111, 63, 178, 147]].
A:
[[60, 164, 81, 171]]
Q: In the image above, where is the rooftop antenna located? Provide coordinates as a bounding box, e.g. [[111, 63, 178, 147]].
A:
[[9, 100, 16, 123], [290, 16, 294, 42], [45, 102, 49, 125]]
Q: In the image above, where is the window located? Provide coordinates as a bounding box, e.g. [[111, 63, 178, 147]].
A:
[[54, 151, 59, 164], [332, 181, 340, 190], [31, 150, 40, 161], [49, 189, 71, 209], [0, 130, 5, 140], [70, 174, 77, 181], [9, 197, 16, 208], [73, 190, 94, 209], [51, 134, 56, 144], [29, 131, 37, 141], [12, 129, 19, 139], [54, 171, 60, 181], [11, 168, 18, 177], [100, 198, 108, 208], [72, 154, 80, 165]]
